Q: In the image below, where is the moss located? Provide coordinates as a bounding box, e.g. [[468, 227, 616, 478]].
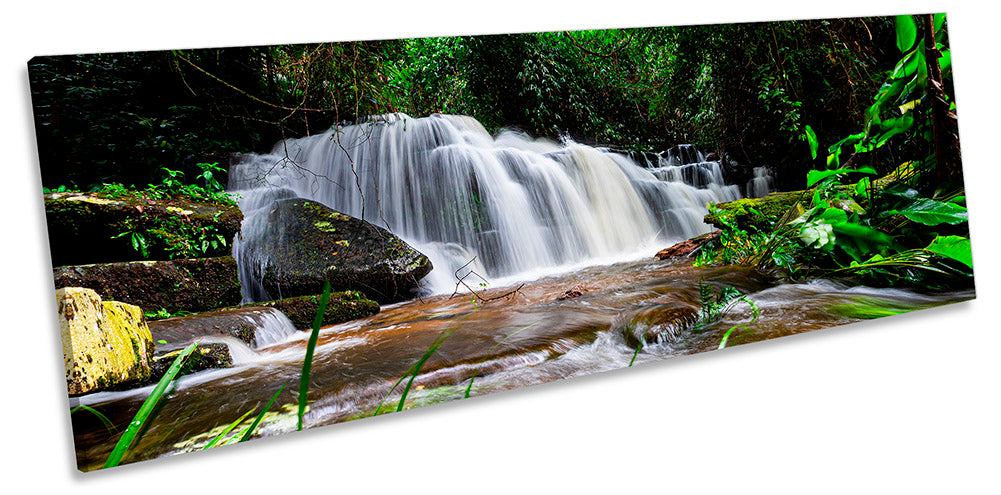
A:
[[254, 291, 380, 329], [43, 192, 242, 266], [315, 221, 337, 232], [704, 190, 811, 231]]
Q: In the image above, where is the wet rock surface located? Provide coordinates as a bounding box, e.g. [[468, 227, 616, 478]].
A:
[[255, 291, 380, 330], [258, 199, 432, 302]]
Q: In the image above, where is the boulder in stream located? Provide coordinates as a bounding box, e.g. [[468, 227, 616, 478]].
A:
[[256, 291, 380, 330], [53, 256, 242, 317], [147, 306, 288, 350], [139, 343, 234, 387], [57, 287, 155, 395], [258, 199, 432, 302]]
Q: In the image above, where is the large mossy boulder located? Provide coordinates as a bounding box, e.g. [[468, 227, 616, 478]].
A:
[[259, 199, 432, 302], [256, 291, 380, 329], [57, 287, 155, 395], [44, 192, 242, 267], [53, 257, 242, 317], [704, 190, 811, 231]]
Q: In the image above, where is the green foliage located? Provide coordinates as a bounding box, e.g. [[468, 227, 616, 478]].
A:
[[698, 14, 970, 288], [143, 308, 193, 320], [691, 279, 760, 349], [925, 235, 973, 268]]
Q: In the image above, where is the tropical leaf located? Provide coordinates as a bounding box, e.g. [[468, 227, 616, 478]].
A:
[[804, 125, 818, 160], [806, 167, 877, 187], [926, 235, 973, 268], [895, 15, 918, 53], [884, 198, 968, 225]]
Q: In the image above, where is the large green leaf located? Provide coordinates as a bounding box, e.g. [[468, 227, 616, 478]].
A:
[[831, 221, 895, 246], [890, 48, 921, 80], [807, 167, 877, 187], [939, 49, 952, 75], [804, 125, 818, 160], [926, 235, 972, 268], [884, 198, 968, 226], [895, 15, 918, 52]]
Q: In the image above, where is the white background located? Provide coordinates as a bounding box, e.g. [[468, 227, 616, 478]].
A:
[[2, 1, 998, 492]]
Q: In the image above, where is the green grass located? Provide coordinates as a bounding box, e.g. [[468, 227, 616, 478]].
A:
[[375, 329, 457, 415], [103, 341, 198, 468], [298, 281, 332, 431]]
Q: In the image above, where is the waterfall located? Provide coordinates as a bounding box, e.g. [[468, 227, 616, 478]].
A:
[[229, 114, 745, 297], [746, 167, 775, 198]]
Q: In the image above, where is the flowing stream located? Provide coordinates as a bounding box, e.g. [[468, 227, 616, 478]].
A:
[[67, 114, 972, 470], [69, 260, 972, 470]]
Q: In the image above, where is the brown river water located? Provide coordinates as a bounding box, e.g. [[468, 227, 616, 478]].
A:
[[68, 258, 973, 470]]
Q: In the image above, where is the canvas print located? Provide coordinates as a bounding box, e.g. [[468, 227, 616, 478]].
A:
[[30, 13, 974, 471]]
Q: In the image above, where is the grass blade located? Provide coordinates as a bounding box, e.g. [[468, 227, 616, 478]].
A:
[[202, 409, 255, 450], [718, 325, 748, 349], [239, 383, 286, 442], [397, 329, 455, 412], [71, 404, 117, 434], [103, 341, 198, 468], [629, 336, 646, 367], [298, 282, 331, 431]]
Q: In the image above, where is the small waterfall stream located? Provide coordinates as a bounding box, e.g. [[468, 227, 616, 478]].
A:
[[228, 114, 750, 300]]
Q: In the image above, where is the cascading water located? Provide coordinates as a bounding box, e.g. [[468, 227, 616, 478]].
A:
[[228, 113, 757, 299], [746, 167, 776, 198]]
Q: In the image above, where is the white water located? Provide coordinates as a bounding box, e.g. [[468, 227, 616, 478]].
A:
[[747, 166, 775, 198], [228, 114, 755, 298]]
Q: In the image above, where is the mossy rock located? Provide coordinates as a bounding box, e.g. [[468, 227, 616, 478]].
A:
[[44, 192, 242, 266], [147, 306, 281, 350], [254, 291, 380, 330], [259, 199, 432, 302], [704, 190, 812, 231], [57, 287, 155, 395], [53, 256, 242, 317], [137, 343, 233, 388]]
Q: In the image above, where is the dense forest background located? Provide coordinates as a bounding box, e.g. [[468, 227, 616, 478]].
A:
[[29, 17, 918, 192]]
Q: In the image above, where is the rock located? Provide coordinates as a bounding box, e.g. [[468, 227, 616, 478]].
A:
[[655, 230, 722, 260], [147, 291, 380, 351], [140, 343, 233, 387], [619, 304, 700, 349], [256, 291, 380, 330], [44, 191, 242, 267], [53, 257, 242, 317], [259, 199, 432, 302], [57, 287, 155, 395], [147, 306, 280, 350]]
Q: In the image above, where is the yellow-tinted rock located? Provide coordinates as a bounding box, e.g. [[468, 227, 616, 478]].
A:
[[57, 287, 154, 395]]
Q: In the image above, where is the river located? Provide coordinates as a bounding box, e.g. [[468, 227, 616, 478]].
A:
[[68, 256, 972, 470]]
